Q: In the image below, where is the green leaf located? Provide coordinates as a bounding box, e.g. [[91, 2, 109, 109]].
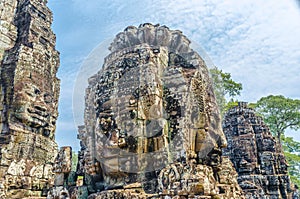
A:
[[209, 66, 243, 116]]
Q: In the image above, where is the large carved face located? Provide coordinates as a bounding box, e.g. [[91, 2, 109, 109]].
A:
[[13, 78, 57, 136], [89, 44, 226, 177], [82, 24, 227, 190], [92, 47, 169, 177]]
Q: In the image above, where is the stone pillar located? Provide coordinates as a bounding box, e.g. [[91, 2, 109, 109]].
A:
[[0, 0, 60, 198], [223, 102, 296, 199]]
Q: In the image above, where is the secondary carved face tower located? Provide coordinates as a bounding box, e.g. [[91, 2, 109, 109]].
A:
[[0, 0, 60, 197], [80, 24, 229, 192], [13, 61, 59, 137]]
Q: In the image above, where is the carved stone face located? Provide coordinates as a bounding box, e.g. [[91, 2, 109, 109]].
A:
[[82, 24, 228, 190], [90, 45, 226, 179], [92, 47, 171, 180], [13, 79, 57, 136]]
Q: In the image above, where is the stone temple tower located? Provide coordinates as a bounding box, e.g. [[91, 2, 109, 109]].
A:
[[0, 0, 60, 198], [223, 102, 297, 199], [77, 23, 245, 198]]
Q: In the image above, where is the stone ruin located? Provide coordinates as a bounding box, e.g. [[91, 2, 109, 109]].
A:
[[0, 1, 298, 198], [223, 102, 298, 199], [0, 0, 60, 198], [72, 23, 245, 199]]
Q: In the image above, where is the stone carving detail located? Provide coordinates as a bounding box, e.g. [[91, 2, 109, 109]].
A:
[[53, 146, 72, 174], [48, 146, 92, 199], [48, 147, 72, 198], [0, 0, 18, 60], [223, 102, 299, 199], [156, 157, 244, 198], [0, 0, 59, 198], [77, 23, 244, 198]]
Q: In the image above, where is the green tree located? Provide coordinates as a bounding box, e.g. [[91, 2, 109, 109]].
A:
[[72, 151, 78, 171], [282, 136, 300, 187], [254, 95, 300, 187], [254, 95, 300, 143], [209, 66, 243, 115], [282, 136, 300, 153]]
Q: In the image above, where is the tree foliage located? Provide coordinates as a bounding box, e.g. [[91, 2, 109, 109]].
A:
[[209, 69, 300, 187], [72, 151, 78, 171], [209, 66, 242, 115], [254, 95, 300, 143], [254, 95, 300, 187], [282, 136, 300, 187], [285, 151, 300, 187], [282, 136, 300, 153]]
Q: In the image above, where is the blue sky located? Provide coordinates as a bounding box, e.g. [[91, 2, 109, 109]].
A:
[[48, 0, 300, 151]]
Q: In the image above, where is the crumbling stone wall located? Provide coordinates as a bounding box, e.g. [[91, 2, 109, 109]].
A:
[[223, 102, 298, 199], [0, 0, 60, 198], [76, 23, 245, 199], [47, 146, 90, 199]]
